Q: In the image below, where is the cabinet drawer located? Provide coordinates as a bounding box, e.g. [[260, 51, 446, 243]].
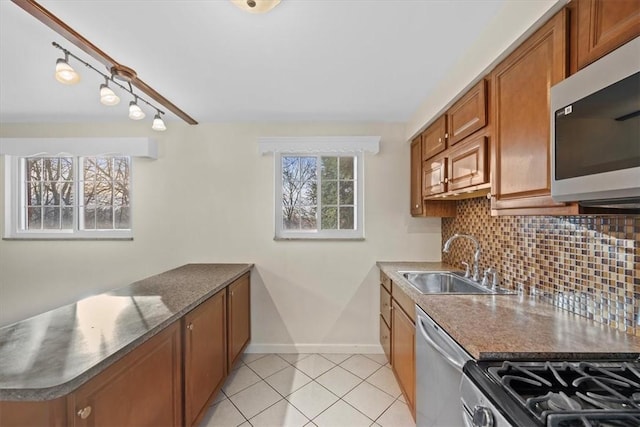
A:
[[380, 284, 391, 327], [380, 271, 391, 292], [422, 157, 447, 196], [391, 282, 416, 323], [421, 115, 447, 160], [379, 315, 391, 364], [447, 79, 487, 146], [447, 135, 488, 192]]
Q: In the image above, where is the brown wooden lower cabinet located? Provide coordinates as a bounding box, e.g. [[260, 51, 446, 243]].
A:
[[391, 299, 416, 419], [227, 273, 251, 372], [184, 289, 227, 427], [70, 321, 183, 427], [0, 274, 252, 427]]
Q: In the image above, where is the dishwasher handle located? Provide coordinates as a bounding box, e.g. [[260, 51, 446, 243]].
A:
[[417, 315, 465, 372]]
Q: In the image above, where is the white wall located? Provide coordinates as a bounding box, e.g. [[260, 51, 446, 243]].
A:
[[0, 121, 441, 352]]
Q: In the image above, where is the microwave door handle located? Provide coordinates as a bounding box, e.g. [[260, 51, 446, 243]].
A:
[[417, 316, 464, 371]]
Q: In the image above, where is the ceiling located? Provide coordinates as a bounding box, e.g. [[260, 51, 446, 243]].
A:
[[1, 0, 538, 125]]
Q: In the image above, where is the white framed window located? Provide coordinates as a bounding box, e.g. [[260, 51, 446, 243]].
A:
[[259, 136, 380, 240], [1, 137, 156, 240]]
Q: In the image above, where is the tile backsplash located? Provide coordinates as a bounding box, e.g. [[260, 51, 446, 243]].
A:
[[442, 197, 640, 336]]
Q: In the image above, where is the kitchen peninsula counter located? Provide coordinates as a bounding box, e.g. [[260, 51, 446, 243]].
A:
[[0, 263, 253, 401], [378, 261, 640, 360]]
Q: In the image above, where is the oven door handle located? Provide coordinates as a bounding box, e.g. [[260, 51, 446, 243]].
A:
[[417, 316, 464, 371]]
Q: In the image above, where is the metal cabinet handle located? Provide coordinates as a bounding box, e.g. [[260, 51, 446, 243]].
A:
[[438, 137, 442, 143], [444, 178, 449, 183], [415, 204, 419, 209], [77, 406, 92, 419], [187, 323, 194, 331]]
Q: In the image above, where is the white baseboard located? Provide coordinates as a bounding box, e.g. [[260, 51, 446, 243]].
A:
[[245, 343, 384, 354]]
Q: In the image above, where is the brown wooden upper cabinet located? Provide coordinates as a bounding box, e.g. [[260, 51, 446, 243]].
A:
[[447, 135, 488, 192], [422, 156, 447, 197], [421, 115, 447, 160], [410, 136, 424, 216], [575, 0, 640, 70], [490, 10, 576, 215], [446, 80, 488, 146]]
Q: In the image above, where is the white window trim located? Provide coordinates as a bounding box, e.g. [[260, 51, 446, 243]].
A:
[[259, 136, 380, 241], [1, 137, 154, 240]]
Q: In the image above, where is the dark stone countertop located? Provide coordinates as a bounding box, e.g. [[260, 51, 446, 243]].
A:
[[377, 261, 640, 360], [0, 263, 253, 401]]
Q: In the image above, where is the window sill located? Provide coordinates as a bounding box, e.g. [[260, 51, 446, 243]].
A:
[[3, 237, 134, 241], [273, 237, 365, 241]]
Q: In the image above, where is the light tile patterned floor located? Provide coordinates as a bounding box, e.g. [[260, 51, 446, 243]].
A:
[[200, 353, 415, 427]]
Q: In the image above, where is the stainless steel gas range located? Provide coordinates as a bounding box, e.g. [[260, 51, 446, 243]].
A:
[[461, 359, 640, 427]]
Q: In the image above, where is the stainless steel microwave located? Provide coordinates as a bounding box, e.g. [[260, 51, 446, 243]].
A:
[[550, 37, 640, 208]]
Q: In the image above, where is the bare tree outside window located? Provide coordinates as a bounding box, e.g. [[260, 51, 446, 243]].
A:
[[23, 156, 130, 232], [281, 155, 356, 232]]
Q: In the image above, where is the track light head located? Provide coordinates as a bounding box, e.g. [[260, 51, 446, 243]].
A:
[[99, 81, 120, 106], [128, 99, 145, 120], [54, 54, 80, 85], [152, 112, 166, 131]]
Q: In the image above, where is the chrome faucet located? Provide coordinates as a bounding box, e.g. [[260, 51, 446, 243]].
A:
[[442, 233, 481, 282]]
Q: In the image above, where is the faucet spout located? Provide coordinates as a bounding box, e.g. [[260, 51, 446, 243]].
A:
[[442, 233, 482, 282]]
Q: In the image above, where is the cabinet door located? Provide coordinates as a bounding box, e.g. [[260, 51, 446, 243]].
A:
[[422, 157, 447, 196], [228, 273, 251, 371], [184, 290, 227, 427], [380, 284, 391, 327], [447, 136, 488, 192], [421, 116, 447, 160], [379, 315, 391, 365], [410, 136, 424, 216], [391, 300, 415, 418], [491, 11, 570, 213], [70, 322, 182, 427], [576, 0, 640, 70], [446, 80, 488, 146]]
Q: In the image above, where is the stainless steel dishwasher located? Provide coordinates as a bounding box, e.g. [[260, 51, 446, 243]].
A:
[[416, 305, 473, 427]]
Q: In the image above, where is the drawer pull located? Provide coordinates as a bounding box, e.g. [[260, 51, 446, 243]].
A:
[[187, 323, 194, 331], [77, 406, 92, 419]]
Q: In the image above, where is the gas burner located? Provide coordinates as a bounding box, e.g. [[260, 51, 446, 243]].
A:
[[486, 361, 640, 425], [547, 392, 582, 411]]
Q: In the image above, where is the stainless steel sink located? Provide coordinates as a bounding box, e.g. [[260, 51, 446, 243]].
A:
[[399, 271, 514, 295]]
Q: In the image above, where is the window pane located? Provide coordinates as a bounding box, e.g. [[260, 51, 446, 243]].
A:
[[84, 182, 95, 206], [322, 180, 338, 205], [321, 157, 338, 180], [114, 207, 130, 229], [83, 207, 96, 230], [42, 158, 60, 181], [27, 207, 41, 230], [27, 159, 42, 182], [321, 207, 338, 229], [339, 207, 354, 230], [339, 157, 354, 180], [43, 207, 60, 229], [94, 183, 113, 206], [299, 206, 317, 230], [60, 182, 74, 206], [60, 158, 73, 180], [339, 181, 354, 205], [62, 207, 74, 229], [27, 182, 41, 205], [96, 207, 113, 230], [84, 157, 97, 181], [283, 207, 300, 230]]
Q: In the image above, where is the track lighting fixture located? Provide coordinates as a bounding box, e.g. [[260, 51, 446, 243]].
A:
[[52, 42, 168, 131], [231, 0, 280, 13], [99, 78, 120, 106], [152, 112, 166, 132], [55, 52, 80, 85], [128, 97, 145, 120]]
